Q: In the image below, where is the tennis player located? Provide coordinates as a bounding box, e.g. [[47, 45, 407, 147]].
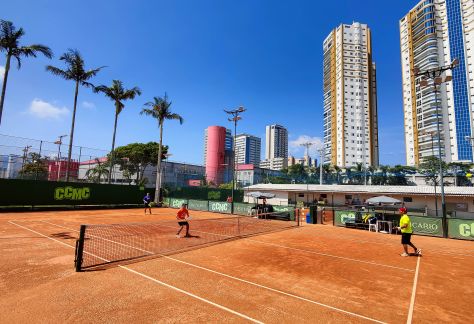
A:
[[176, 203, 191, 238], [396, 207, 422, 257], [143, 193, 152, 214]]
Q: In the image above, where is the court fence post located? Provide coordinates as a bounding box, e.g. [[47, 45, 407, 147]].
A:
[[74, 225, 86, 272]]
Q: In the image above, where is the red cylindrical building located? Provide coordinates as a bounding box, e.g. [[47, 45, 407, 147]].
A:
[[205, 126, 226, 186]]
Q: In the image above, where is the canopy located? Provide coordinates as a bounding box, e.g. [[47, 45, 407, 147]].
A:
[[366, 196, 402, 205], [246, 191, 276, 199]]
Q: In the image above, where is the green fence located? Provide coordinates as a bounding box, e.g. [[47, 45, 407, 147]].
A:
[[166, 187, 244, 202], [167, 197, 294, 218], [187, 199, 209, 211], [448, 218, 474, 241], [0, 178, 146, 206], [411, 216, 443, 237], [334, 209, 445, 237], [233, 202, 252, 215]]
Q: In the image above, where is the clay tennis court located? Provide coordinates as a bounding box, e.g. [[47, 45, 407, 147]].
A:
[[1, 208, 473, 323]]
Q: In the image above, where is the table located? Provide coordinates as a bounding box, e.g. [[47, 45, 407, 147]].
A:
[[376, 220, 393, 234]]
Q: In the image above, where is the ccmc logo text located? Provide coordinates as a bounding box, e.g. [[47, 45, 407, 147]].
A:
[[459, 222, 474, 237], [54, 187, 91, 201]]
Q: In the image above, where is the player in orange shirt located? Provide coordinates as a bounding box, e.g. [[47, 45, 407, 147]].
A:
[[176, 203, 191, 238]]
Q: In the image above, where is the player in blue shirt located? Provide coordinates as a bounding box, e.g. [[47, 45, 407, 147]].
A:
[[143, 193, 152, 214]]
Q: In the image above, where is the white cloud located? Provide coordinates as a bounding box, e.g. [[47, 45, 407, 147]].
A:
[[289, 135, 323, 156], [82, 101, 95, 109], [27, 99, 69, 120], [0, 66, 4, 83]]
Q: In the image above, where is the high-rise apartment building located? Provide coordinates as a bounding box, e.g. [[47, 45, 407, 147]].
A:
[[323, 22, 379, 168], [400, 0, 474, 165], [235, 134, 261, 167], [265, 124, 288, 159], [260, 124, 288, 170]]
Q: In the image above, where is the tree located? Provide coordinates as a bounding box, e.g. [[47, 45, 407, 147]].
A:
[[140, 93, 183, 203], [218, 182, 233, 189], [419, 156, 448, 186], [85, 158, 109, 183], [0, 20, 53, 125], [94, 80, 141, 184], [46, 49, 104, 182], [111, 142, 168, 185], [448, 162, 474, 186], [19, 152, 48, 180], [286, 163, 307, 183]]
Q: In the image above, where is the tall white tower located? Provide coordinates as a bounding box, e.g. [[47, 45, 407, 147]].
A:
[[323, 22, 379, 168]]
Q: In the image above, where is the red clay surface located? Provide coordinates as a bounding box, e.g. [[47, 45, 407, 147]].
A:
[[1, 208, 473, 323]]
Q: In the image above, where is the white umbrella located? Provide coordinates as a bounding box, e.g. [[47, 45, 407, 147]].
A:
[[366, 196, 402, 205], [246, 192, 275, 199]]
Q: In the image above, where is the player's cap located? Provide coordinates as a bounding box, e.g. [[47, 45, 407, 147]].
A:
[[399, 207, 407, 214]]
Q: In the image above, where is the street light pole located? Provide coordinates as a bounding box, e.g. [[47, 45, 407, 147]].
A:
[[54, 134, 67, 181], [422, 131, 438, 217], [319, 147, 325, 185], [414, 59, 458, 238], [224, 106, 246, 213]]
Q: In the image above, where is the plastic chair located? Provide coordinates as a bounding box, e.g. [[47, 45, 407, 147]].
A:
[[368, 223, 377, 232]]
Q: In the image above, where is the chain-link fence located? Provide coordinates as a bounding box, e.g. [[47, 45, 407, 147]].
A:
[[0, 133, 119, 183]]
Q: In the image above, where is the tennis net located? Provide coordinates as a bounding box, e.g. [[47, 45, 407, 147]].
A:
[[74, 214, 298, 271]]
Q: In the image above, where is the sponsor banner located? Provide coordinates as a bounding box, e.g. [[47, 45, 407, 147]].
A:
[[169, 198, 188, 209], [187, 199, 208, 211], [448, 219, 474, 241], [410, 216, 443, 237], [335, 210, 357, 226], [233, 203, 252, 215], [273, 205, 296, 221], [208, 201, 232, 214]]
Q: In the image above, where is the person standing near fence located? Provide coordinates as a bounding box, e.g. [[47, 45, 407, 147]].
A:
[[143, 193, 152, 214], [396, 207, 421, 257]]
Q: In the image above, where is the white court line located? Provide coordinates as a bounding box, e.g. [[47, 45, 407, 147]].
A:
[[40, 220, 386, 324], [406, 256, 421, 324], [7, 220, 263, 324]]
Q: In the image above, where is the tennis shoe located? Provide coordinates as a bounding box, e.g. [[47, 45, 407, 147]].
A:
[[176, 235, 180, 238], [416, 249, 422, 256], [400, 252, 409, 257]]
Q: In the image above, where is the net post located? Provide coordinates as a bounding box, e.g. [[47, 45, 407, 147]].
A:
[[74, 225, 86, 272]]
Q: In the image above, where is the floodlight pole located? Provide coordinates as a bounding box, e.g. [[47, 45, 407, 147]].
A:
[[414, 59, 458, 238], [55, 134, 67, 181], [225, 106, 246, 213]]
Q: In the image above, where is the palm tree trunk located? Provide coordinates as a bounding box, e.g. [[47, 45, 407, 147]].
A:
[[0, 53, 12, 126], [154, 121, 164, 204], [108, 108, 119, 184], [65, 81, 79, 182]]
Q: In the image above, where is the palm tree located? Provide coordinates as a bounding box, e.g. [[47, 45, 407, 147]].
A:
[[333, 164, 342, 184], [0, 20, 53, 125], [94, 80, 141, 184], [85, 159, 109, 183], [46, 49, 104, 182], [140, 93, 183, 204]]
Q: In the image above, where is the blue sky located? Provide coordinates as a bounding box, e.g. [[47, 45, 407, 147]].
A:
[[1, 0, 418, 165]]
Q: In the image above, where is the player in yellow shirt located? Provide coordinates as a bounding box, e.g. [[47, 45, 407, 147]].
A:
[[396, 207, 421, 257]]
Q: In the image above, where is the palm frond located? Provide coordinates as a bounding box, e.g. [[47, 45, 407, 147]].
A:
[[140, 108, 158, 117], [18, 44, 53, 59], [45, 65, 71, 80], [166, 113, 184, 124]]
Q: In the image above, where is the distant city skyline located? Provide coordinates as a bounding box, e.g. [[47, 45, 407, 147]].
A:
[[3, 1, 468, 167]]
